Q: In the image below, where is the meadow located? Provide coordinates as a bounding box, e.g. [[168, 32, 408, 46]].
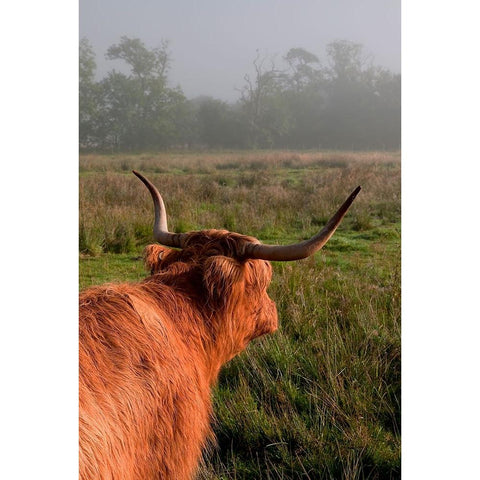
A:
[[79, 150, 401, 479]]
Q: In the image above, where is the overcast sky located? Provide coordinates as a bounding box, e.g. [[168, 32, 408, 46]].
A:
[[80, 0, 400, 101]]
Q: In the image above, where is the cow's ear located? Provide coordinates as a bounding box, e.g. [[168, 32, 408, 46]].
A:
[[203, 256, 244, 309], [143, 244, 174, 274]]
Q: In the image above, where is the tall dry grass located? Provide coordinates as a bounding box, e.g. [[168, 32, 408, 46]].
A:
[[80, 150, 399, 178], [80, 151, 399, 254]]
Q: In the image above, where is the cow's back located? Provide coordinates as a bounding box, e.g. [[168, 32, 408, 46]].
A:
[[79, 285, 212, 480]]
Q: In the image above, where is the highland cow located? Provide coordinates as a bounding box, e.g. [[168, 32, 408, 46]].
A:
[[79, 171, 360, 480]]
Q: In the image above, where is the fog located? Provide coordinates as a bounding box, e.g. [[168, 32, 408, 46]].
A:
[[80, 0, 400, 101]]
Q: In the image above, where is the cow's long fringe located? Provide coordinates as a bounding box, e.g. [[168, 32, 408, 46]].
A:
[[80, 230, 278, 480]]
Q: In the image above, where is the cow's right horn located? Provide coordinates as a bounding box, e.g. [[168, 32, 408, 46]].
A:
[[133, 171, 186, 248], [242, 186, 361, 261]]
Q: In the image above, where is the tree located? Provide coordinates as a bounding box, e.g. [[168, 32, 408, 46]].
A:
[[278, 48, 326, 148], [238, 52, 291, 147], [284, 47, 322, 92], [106, 36, 170, 83], [320, 40, 400, 149], [326, 40, 368, 82], [99, 37, 187, 150], [96, 71, 138, 149], [79, 38, 99, 147]]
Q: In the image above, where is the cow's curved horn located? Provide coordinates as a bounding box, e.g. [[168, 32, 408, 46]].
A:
[[133, 171, 186, 248], [242, 186, 361, 261]]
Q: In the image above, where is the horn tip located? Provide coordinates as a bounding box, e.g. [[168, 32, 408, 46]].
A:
[[132, 170, 148, 184], [352, 185, 361, 197]]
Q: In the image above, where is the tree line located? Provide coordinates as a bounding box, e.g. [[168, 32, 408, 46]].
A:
[[80, 37, 400, 151]]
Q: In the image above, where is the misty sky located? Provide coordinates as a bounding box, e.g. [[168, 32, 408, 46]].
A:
[[80, 0, 400, 101]]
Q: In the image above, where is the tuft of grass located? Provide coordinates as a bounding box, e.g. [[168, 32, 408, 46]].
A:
[[79, 253, 145, 289]]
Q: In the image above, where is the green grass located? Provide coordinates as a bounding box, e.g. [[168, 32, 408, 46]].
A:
[[79, 150, 400, 479], [79, 253, 145, 289]]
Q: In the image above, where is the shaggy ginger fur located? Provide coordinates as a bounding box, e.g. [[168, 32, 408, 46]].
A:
[[79, 230, 278, 480]]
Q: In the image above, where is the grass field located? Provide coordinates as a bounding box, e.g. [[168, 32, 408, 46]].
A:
[[79, 150, 401, 479]]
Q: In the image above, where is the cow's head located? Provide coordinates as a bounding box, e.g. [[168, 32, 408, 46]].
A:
[[143, 231, 277, 369], [136, 171, 360, 371]]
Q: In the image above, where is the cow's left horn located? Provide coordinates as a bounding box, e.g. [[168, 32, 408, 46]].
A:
[[242, 186, 361, 261], [133, 171, 186, 248]]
